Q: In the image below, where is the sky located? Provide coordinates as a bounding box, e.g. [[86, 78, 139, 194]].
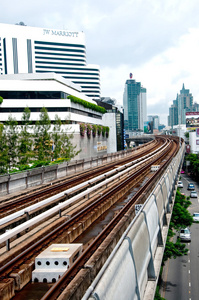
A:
[[2, 0, 199, 125]]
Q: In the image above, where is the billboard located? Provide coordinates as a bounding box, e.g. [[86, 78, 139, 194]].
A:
[[186, 112, 199, 128], [144, 121, 153, 134]]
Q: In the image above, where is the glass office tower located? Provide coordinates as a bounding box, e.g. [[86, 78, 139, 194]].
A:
[[123, 76, 147, 132]]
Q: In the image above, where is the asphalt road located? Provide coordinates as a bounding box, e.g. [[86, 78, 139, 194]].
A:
[[162, 173, 199, 300]]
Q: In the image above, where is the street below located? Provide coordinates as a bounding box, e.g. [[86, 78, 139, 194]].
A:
[[162, 173, 199, 300]]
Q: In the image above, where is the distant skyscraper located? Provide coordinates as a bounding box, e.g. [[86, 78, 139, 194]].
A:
[[168, 84, 193, 127], [123, 75, 147, 131], [0, 23, 100, 99], [178, 84, 193, 124], [148, 115, 159, 129]]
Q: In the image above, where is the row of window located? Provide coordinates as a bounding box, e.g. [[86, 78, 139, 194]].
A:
[[35, 51, 85, 58], [74, 81, 99, 85], [35, 61, 86, 66], [35, 46, 86, 53], [83, 90, 100, 93], [35, 57, 86, 62], [36, 66, 99, 79], [34, 70, 99, 80], [35, 41, 86, 49], [85, 94, 100, 98], [35, 66, 99, 72], [0, 91, 67, 99], [0, 106, 102, 119], [80, 86, 100, 89]]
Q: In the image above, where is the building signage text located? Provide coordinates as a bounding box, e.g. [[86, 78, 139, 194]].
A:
[[43, 29, 79, 38]]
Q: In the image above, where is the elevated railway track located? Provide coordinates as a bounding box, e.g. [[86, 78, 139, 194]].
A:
[[0, 138, 159, 219], [0, 135, 180, 300]]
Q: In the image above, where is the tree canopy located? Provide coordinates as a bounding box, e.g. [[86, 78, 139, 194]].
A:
[[163, 190, 193, 264], [0, 107, 80, 174]]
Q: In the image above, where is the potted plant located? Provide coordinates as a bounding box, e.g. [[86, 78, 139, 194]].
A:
[[80, 123, 86, 137], [87, 124, 92, 138]]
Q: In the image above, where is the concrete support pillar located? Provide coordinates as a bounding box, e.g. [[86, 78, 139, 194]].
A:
[[125, 236, 141, 300], [143, 211, 156, 280]]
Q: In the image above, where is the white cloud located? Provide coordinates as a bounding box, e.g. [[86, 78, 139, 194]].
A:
[[1, 0, 199, 125]]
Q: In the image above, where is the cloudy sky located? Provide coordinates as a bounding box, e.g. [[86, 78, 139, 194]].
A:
[[2, 0, 199, 125]]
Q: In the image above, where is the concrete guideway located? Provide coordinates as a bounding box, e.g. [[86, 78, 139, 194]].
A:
[[0, 140, 168, 248], [81, 142, 185, 300], [0, 136, 183, 300]]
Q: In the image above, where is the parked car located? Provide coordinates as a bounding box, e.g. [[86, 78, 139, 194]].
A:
[[190, 191, 198, 198], [187, 183, 195, 190], [179, 228, 191, 242], [177, 181, 183, 188], [193, 212, 199, 222]]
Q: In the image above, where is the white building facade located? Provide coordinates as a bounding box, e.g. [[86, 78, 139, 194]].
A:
[[0, 73, 114, 160], [0, 23, 100, 100]]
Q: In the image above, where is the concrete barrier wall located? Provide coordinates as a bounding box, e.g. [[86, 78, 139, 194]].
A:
[[85, 143, 185, 300], [0, 149, 136, 196], [88, 240, 139, 300]]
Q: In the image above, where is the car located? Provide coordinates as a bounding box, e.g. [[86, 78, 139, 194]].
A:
[[177, 181, 183, 188], [193, 212, 199, 222], [190, 191, 198, 198], [181, 170, 185, 174], [179, 228, 191, 242], [187, 183, 195, 190]]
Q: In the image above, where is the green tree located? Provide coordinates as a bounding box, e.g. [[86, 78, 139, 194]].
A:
[[60, 124, 80, 160], [162, 190, 193, 264], [184, 131, 189, 139], [163, 229, 188, 263], [170, 190, 193, 230], [185, 153, 199, 180], [0, 123, 8, 174], [6, 115, 18, 170], [18, 107, 33, 166], [52, 114, 63, 160], [154, 286, 166, 300], [34, 107, 52, 161]]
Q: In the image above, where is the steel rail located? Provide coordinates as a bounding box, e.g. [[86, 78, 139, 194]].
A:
[[0, 137, 168, 275], [0, 137, 166, 229], [0, 137, 172, 281], [0, 138, 160, 215], [41, 137, 178, 300]]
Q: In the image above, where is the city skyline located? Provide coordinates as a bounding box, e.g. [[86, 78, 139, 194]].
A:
[[1, 0, 199, 125]]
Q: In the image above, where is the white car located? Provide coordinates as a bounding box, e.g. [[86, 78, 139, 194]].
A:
[[190, 191, 198, 198], [193, 212, 199, 221], [179, 228, 191, 242], [177, 181, 183, 188]]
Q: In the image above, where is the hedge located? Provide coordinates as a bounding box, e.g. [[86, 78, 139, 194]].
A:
[[67, 95, 107, 114]]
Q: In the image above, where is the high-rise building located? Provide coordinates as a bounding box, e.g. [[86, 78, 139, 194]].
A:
[[178, 84, 193, 124], [0, 23, 100, 100], [168, 99, 178, 127], [123, 74, 147, 132], [168, 84, 193, 127], [148, 115, 159, 129]]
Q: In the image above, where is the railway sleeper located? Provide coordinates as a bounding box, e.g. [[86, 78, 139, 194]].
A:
[[10, 261, 35, 291], [53, 207, 136, 300], [0, 278, 15, 300]]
